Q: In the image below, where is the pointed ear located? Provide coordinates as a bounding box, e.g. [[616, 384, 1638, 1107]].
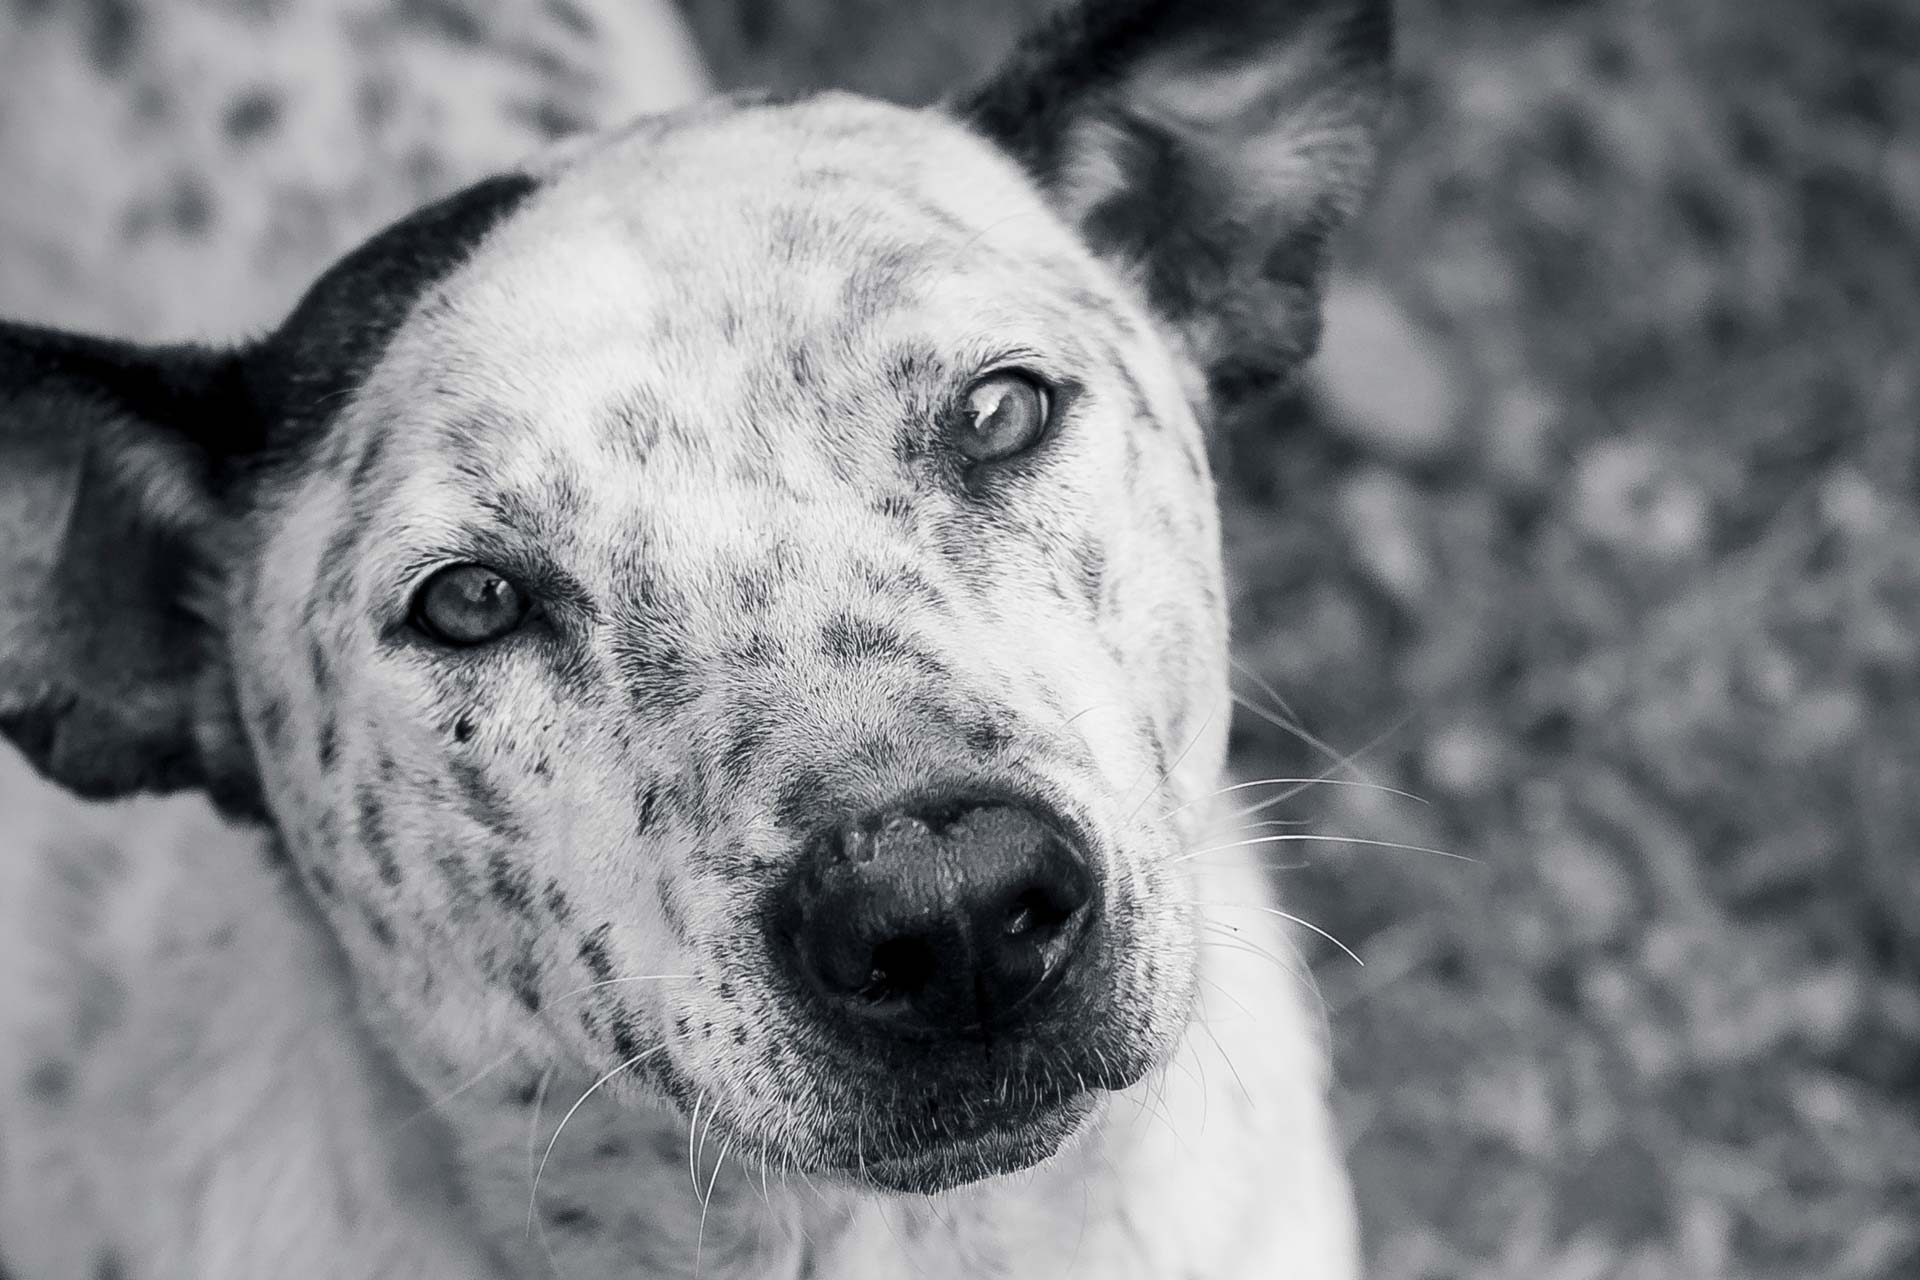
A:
[[0, 323, 263, 809], [960, 0, 1391, 402]]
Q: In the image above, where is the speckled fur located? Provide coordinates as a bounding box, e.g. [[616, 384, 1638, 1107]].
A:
[[0, 2, 1385, 1276]]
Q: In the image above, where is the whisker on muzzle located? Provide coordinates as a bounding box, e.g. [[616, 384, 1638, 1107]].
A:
[[1191, 901, 1366, 966], [528, 1047, 665, 1238], [1158, 773, 1430, 824], [1173, 831, 1475, 865]]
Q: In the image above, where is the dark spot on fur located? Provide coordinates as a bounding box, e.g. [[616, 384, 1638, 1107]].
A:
[[656, 874, 688, 941], [94, 1248, 127, 1280], [821, 612, 951, 681], [732, 631, 779, 668], [578, 1008, 600, 1040], [1075, 539, 1107, 612], [435, 853, 477, 903], [257, 695, 287, 746], [486, 850, 536, 914], [609, 1010, 642, 1061], [452, 712, 476, 743], [614, 629, 697, 719], [822, 613, 905, 665], [164, 172, 214, 237], [547, 1204, 597, 1230], [543, 877, 572, 921], [515, 1075, 545, 1106], [317, 717, 338, 770], [129, 79, 170, 125], [451, 759, 519, 837], [966, 716, 1014, 757], [363, 908, 396, 947], [732, 1026, 749, 1047], [788, 342, 818, 388], [674, 1016, 692, 1040], [593, 1136, 629, 1159], [85, 0, 139, 71], [717, 718, 767, 787], [357, 785, 401, 885], [356, 75, 396, 127], [859, 561, 947, 613], [873, 493, 915, 526], [542, 0, 595, 37], [578, 923, 615, 980], [396, 0, 484, 44], [309, 863, 337, 898], [634, 781, 664, 834], [26, 1058, 73, 1103], [222, 88, 282, 143], [510, 97, 589, 140], [509, 953, 543, 1013], [731, 565, 776, 613], [533, 755, 553, 780], [307, 641, 332, 694]]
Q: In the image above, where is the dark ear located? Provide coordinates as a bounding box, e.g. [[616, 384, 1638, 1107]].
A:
[[0, 323, 262, 809], [961, 0, 1391, 401]]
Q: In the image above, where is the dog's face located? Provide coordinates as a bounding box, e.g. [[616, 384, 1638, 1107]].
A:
[[0, 0, 1387, 1194]]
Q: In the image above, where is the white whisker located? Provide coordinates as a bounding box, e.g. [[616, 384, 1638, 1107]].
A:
[[1159, 773, 1429, 822], [527, 1049, 660, 1237], [698, 1090, 714, 1205], [695, 1138, 731, 1277], [1175, 831, 1474, 864], [1200, 902, 1365, 966]]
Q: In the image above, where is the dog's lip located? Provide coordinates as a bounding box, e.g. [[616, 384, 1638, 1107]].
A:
[[824, 1088, 1099, 1191]]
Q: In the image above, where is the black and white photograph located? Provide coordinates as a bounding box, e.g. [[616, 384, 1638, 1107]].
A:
[[1, 1, 1913, 1277]]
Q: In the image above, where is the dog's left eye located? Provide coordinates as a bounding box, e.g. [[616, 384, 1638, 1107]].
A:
[[952, 371, 1052, 463], [411, 564, 532, 646]]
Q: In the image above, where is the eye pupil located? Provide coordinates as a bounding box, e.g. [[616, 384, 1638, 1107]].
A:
[[413, 564, 531, 646]]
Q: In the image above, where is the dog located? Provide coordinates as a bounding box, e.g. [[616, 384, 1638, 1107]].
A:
[[0, 1, 1390, 1274]]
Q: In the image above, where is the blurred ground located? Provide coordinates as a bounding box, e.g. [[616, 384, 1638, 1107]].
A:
[[680, 1, 1920, 1276]]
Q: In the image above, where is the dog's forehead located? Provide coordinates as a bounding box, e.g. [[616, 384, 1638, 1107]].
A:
[[355, 96, 1109, 474]]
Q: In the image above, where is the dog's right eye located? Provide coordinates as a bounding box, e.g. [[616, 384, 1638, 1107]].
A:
[[410, 564, 532, 647]]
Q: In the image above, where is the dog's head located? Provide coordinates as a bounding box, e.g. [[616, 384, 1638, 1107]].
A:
[[0, 0, 1387, 1193]]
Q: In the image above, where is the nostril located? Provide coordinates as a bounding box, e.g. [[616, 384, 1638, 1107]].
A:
[[1003, 885, 1077, 941], [863, 935, 938, 1003]]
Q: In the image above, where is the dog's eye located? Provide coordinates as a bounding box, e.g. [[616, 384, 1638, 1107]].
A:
[[411, 564, 532, 646], [952, 371, 1051, 463]]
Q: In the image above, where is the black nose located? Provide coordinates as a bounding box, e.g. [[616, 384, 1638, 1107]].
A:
[[773, 802, 1098, 1039]]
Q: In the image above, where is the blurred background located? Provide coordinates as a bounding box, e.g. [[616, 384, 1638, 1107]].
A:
[[678, 2, 1920, 1276]]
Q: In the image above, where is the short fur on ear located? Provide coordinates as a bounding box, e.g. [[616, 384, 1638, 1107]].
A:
[[0, 324, 259, 808], [961, 0, 1392, 401]]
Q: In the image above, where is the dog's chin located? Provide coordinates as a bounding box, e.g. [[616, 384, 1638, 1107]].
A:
[[829, 1091, 1101, 1195]]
